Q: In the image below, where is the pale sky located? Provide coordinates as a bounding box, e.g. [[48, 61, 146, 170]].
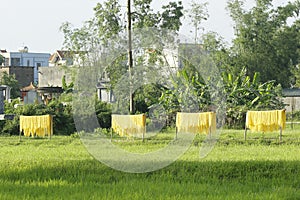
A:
[[0, 0, 290, 53]]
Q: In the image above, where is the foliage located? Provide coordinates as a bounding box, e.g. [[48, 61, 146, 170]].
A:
[[160, 1, 184, 31], [160, 64, 284, 128], [133, 83, 163, 114], [227, 0, 300, 88], [61, 75, 74, 94], [1, 100, 75, 136], [186, 1, 209, 44], [223, 67, 284, 128], [0, 96, 114, 135], [291, 61, 300, 87], [47, 100, 76, 135], [60, 0, 185, 88], [287, 110, 300, 121], [200, 32, 234, 74], [2, 102, 48, 136], [57, 0, 298, 130], [60, 0, 186, 116], [95, 99, 112, 129], [132, 0, 159, 28], [0, 54, 3, 65], [160, 68, 210, 112], [159, 64, 212, 126], [132, 0, 184, 31], [60, 75, 74, 102], [0, 71, 20, 98]]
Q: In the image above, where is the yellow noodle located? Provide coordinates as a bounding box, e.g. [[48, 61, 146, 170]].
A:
[[176, 112, 216, 134], [20, 115, 53, 137], [111, 114, 146, 137], [245, 110, 286, 132]]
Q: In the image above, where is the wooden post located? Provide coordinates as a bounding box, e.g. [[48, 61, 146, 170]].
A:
[[175, 127, 178, 140], [50, 115, 52, 140], [244, 127, 247, 141], [111, 128, 113, 142], [279, 126, 282, 143], [291, 97, 295, 129]]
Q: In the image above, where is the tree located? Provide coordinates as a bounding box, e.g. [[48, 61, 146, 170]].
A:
[[186, 1, 209, 44], [227, 0, 300, 88], [199, 31, 235, 74], [222, 67, 284, 128], [0, 55, 4, 66], [60, 0, 185, 114], [62, 75, 74, 94], [0, 72, 20, 99], [60, 0, 184, 62]]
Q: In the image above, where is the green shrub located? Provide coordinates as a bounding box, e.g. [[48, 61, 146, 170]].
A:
[[95, 100, 112, 129], [47, 100, 75, 135], [286, 111, 300, 121], [1, 97, 115, 136], [160, 67, 285, 129], [1, 100, 75, 136]]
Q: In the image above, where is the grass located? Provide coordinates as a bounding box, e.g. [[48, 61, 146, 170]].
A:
[[0, 127, 300, 199]]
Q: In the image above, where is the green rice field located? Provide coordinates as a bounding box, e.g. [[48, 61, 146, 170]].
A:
[[0, 126, 300, 199]]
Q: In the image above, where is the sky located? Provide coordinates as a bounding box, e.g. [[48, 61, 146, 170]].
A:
[[0, 0, 291, 53]]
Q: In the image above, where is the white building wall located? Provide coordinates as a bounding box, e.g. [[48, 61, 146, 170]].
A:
[[283, 97, 300, 112], [38, 66, 73, 87]]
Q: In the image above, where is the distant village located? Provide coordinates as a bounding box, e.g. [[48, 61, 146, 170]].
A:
[[0, 46, 114, 105], [0, 43, 183, 106], [0, 45, 299, 113]]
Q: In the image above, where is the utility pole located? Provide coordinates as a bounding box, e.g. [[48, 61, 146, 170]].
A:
[[127, 0, 134, 113]]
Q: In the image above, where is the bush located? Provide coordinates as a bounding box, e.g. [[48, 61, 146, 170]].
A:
[[159, 67, 285, 129], [1, 100, 75, 136], [95, 100, 112, 129], [47, 100, 75, 135], [286, 111, 300, 121], [1, 97, 114, 136]]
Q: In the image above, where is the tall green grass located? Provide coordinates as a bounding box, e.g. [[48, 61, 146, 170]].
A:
[[0, 128, 300, 200]]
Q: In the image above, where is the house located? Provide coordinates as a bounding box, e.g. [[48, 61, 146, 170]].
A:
[[39, 50, 88, 89], [0, 85, 12, 116], [0, 66, 34, 88], [282, 88, 300, 112], [37, 86, 63, 105], [49, 50, 73, 66], [96, 80, 115, 102], [41, 44, 203, 104], [0, 47, 50, 84], [20, 82, 42, 104], [49, 50, 86, 67]]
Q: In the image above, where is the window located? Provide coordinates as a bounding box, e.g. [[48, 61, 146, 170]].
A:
[[27, 60, 30, 66], [11, 58, 20, 66]]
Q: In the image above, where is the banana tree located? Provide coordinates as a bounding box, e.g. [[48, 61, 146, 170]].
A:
[[223, 67, 284, 128]]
